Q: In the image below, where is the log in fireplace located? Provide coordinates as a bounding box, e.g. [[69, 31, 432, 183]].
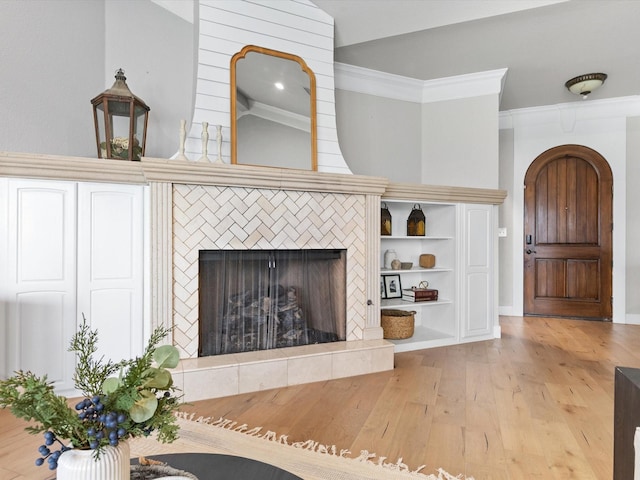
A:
[[199, 249, 346, 356]]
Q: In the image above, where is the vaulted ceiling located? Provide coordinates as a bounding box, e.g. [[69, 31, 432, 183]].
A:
[[313, 0, 640, 111]]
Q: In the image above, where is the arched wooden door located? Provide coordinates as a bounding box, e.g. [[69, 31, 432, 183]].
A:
[[524, 145, 613, 320]]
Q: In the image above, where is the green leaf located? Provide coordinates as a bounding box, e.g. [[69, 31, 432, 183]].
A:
[[143, 368, 172, 389], [153, 345, 179, 369], [102, 377, 121, 394], [129, 389, 158, 423]]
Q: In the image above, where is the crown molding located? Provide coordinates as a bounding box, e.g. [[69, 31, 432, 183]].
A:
[[421, 68, 508, 104], [334, 62, 507, 104], [499, 95, 640, 130], [334, 63, 424, 102]]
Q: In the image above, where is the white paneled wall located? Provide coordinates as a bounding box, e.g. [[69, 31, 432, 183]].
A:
[[1, 179, 77, 391], [460, 203, 495, 339], [187, 0, 351, 174], [0, 179, 145, 395], [77, 184, 145, 365]]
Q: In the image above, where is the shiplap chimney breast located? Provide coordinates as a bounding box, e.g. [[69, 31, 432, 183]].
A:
[[185, 0, 352, 174]]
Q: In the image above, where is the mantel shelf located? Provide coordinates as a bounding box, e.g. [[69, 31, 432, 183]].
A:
[[0, 151, 388, 196], [384, 181, 507, 205], [1, 151, 508, 204]]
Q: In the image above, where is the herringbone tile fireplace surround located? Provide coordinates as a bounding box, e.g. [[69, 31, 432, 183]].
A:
[[143, 158, 395, 401], [172, 184, 365, 356]]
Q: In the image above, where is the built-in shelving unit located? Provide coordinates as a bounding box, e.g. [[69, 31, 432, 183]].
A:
[[380, 182, 506, 352], [380, 200, 459, 351]]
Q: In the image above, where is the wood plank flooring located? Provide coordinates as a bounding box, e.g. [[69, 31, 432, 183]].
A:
[[2, 316, 640, 479]]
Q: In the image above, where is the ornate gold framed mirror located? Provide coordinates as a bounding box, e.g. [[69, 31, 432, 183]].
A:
[[230, 45, 317, 171]]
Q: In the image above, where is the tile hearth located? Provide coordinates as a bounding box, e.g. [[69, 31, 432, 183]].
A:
[[170, 339, 394, 401]]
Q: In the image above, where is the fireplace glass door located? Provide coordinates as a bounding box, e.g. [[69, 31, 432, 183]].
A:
[[199, 249, 346, 356]]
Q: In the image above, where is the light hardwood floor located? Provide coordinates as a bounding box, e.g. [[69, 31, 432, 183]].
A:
[[2, 316, 640, 479]]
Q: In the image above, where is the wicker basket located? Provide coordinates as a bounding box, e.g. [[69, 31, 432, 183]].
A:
[[380, 309, 416, 339]]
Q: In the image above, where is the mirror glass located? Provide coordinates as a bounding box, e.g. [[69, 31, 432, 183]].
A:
[[231, 45, 317, 170]]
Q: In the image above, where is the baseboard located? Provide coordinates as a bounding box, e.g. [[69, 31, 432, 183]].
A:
[[499, 306, 519, 316], [626, 314, 640, 325], [493, 324, 502, 338]]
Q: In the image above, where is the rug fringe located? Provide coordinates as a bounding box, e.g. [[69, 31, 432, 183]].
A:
[[175, 412, 474, 479]]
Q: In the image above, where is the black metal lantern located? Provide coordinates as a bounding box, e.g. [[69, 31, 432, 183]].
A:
[[407, 204, 425, 236], [91, 68, 150, 161], [381, 202, 392, 235]]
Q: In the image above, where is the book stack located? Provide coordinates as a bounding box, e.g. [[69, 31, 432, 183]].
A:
[[402, 287, 438, 302]]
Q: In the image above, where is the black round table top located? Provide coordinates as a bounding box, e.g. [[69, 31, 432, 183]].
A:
[[132, 452, 303, 480]]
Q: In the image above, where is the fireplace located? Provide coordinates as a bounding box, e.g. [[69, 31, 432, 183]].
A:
[[142, 161, 393, 401], [199, 249, 346, 356]]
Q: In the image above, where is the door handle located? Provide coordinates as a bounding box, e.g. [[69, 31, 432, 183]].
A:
[[526, 249, 537, 254]]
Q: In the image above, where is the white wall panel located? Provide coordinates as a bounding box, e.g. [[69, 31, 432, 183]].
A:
[[461, 204, 494, 339], [89, 289, 135, 364], [17, 291, 67, 382], [465, 273, 490, 336], [77, 183, 145, 363], [2, 179, 76, 392], [17, 188, 67, 281]]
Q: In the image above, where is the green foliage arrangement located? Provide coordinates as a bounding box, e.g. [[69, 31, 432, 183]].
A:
[[0, 318, 181, 470]]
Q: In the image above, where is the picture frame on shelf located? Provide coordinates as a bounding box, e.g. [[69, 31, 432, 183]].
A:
[[380, 277, 387, 299], [382, 274, 402, 299]]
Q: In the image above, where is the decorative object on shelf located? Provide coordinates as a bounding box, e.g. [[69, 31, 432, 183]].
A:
[[198, 122, 210, 162], [382, 274, 402, 299], [380, 277, 386, 299], [381, 202, 392, 235], [380, 309, 415, 339], [383, 249, 397, 269], [407, 204, 425, 236], [402, 280, 439, 302], [400, 262, 413, 270], [0, 317, 181, 477], [176, 119, 188, 161], [565, 72, 607, 99], [214, 125, 224, 164], [391, 259, 401, 270], [91, 68, 150, 161], [419, 254, 436, 268]]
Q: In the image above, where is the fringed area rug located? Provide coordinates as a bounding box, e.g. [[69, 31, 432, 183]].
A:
[[129, 412, 474, 480]]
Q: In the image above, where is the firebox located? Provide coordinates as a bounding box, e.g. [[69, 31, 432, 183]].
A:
[[198, 249, 346, 356]]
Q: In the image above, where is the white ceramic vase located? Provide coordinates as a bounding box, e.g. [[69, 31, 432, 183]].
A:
[[56, 441, 130, 480], [384, 249, 397, 269]]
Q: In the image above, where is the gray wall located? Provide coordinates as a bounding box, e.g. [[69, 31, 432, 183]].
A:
[[422, 95, 499, 189], [0, 0, 105, 157], [0, 0, 194, 159], [627, 116, 640, 315], [104, 0, 195, 159], [498, 128, 514, 308], [334, 89, 421, 182]]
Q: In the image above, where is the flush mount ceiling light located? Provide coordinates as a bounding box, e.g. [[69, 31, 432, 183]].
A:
[[565, 73, 608, 99]]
